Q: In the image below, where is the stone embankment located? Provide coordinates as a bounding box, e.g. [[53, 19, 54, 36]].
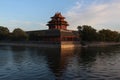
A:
[[0, 42, 60, 48], [82, 42, 120, 47], [0, 41, 120, 48]]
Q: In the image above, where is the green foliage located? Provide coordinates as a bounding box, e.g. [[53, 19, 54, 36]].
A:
[[0, 25, 120, 42], [78, 25, 120, 42], [78, 25, 98, 41], [98, 29, 120, 42], [12, 28, 28, 41], [0, 26, 10, 41]]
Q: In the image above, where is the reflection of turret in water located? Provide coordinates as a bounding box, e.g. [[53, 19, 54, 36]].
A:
[[44, 47, 81, 79], [9, 46, 82, 79], [60, 47, 81, 68]]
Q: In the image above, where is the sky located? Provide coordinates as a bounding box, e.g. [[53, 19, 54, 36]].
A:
[[0, 0, 120, 32]]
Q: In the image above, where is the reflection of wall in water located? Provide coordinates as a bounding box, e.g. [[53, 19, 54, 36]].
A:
[[61, 47, 81, 67], [10, 46, 29, 65], [0, 46, 11, 67], [44, 47, 81, 79]]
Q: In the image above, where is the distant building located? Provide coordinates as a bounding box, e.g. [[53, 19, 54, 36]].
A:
[[27, 12, 79, 43]]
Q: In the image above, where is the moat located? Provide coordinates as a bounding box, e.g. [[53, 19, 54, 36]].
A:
[[0, 45, 120, 80]]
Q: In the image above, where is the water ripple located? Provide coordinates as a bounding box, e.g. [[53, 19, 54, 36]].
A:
[[0, 46, 120, 80]]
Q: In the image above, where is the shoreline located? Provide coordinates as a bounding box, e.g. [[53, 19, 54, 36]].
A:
[[0, 41, 81, 48], [0, 42, 60, 48], [0, 42, 120, 48], [82, 42, 120, 47]]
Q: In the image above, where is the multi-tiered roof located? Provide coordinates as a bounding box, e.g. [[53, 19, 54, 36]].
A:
[[47, 12, 69, 30]]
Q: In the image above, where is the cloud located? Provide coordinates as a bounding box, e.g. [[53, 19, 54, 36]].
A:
[[1, 20, 47, 32], [65, 0, 120, 31]]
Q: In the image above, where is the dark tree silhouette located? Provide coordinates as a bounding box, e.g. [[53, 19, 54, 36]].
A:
[[12, 28, 28, 41], [78, 25, 98, 41], [0, 26, 10, 41]]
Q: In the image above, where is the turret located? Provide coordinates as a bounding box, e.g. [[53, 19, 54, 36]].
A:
[[47, 12, 69, 30]]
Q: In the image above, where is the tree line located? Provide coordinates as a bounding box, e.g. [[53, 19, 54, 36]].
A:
[[0, 26, 28, 41], [78, 25, 120, 42], [0, 26, 44, 42], [0, 25, 120, 42]]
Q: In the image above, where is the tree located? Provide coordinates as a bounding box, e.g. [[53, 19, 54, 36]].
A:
[[77, 26, 82, 41], [98, 29, 120, 42], [78, 25, 98, 41], [12, 28, 28, 41], [0, 26, 10, 41], [78, 25, 120, 42]]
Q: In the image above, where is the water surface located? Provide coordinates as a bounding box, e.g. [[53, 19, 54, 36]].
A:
[[0, 45, 120, 80]]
